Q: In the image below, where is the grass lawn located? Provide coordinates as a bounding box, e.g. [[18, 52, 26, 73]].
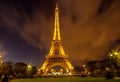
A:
[[11, 77, 120, 82]]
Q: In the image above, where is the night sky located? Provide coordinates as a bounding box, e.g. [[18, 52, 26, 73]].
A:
[[0, 0, 120, 67]]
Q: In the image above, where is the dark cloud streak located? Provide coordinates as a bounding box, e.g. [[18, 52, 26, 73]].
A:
[[97, 0, 113, 15]]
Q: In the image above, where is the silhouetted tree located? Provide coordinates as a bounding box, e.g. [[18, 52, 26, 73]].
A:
[[86, 60, 99, 77], [13, 62, 27, 78], [0, 61, 13, 76], [74, 65, 82, 74]]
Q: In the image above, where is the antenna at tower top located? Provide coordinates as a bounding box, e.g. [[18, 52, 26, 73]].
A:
[[56, 3, 58, 8], [55, 3, 59, 10], [56, 0, 59, 4], [56, 0, 59, 9]]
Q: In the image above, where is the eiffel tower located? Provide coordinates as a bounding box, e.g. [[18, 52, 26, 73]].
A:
[[38, 4, 74, 75]]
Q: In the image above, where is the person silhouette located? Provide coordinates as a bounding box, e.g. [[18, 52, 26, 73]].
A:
[[2, 74, 9, 82]]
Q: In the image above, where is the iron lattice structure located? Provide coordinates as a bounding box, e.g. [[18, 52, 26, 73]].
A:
[[38, 4, 74, 75]]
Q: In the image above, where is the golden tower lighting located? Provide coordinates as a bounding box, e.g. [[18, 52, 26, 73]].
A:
[[38, 4, 74, 76]]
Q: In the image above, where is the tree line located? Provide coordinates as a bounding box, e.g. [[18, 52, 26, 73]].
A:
[[0, 61, 37, 79]]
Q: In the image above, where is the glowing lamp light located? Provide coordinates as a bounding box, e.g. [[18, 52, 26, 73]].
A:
[[114, 52, 118, 55], [38, 69, 40, 72], [110, 54, 113, 57], [68, 72, 71, 75], [27, 64, 32, 71], [83, 65, 86, 67], [28, 65, 32, 68], [106, 68, 109, 71]]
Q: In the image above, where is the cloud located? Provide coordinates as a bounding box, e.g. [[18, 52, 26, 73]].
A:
[[60, 0, 120, 64], [0, 3, 52, 50]]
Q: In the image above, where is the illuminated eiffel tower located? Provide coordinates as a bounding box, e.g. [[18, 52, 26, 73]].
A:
[[38, 4, 74, 75]]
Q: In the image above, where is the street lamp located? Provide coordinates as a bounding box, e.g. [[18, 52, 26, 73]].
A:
[[27, 64, 32, 76], [83, 65, 86, 68], [0, 52, 3, 64], [114, 52, 118, 55], [106, 67, 109, 71], [110, 54, 113, 57], [82, 65, 88, 76], [108, 48, 120, 68], [28, 64, 32, 69]]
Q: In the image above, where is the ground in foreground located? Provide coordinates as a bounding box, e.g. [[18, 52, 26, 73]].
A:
[[11, 77, 120, 82]]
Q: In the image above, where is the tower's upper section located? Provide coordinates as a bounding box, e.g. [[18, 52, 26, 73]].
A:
[[53, 4, 61, 41]]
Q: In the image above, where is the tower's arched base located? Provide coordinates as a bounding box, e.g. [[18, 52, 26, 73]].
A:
[[38, 58, 74, 76]]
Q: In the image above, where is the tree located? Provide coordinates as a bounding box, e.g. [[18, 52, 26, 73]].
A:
[[27, 65, 37, 78], [86, 60, 99, 76], [74, 65, 82, 74], [13, 62, 27, 78], [108, 48, 120, 77], [0, 61, 13, 76]]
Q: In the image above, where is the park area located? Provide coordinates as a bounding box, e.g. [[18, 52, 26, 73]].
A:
[[11, 77, 120, 82]]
